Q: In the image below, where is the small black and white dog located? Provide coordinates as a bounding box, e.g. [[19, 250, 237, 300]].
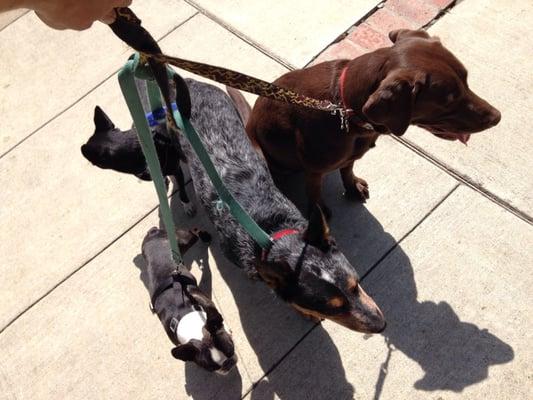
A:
[[141, 226, 237, 374], [81, 106, 195, 216]]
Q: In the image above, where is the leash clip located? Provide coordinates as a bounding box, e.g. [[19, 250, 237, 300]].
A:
[[330, 106, 352, 133]]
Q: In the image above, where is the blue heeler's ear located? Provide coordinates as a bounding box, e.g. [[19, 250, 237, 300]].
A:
[[304, 204, 332, 252], [93, 106, 115, 131]]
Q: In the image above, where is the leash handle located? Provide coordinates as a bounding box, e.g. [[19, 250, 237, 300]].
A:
[[118, 54, 183, 265], [110, 7, 343, 115], [112, 9, 274, 250]]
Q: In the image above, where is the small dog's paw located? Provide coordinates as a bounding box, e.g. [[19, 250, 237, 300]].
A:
[[182, 201, 197, 217], [344, 178, 370, 202]]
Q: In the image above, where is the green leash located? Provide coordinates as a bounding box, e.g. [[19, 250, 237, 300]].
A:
[[118, 53, 272, 264]]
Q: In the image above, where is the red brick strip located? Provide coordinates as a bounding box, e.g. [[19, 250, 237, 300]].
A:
[[313, 0, 455, 64]]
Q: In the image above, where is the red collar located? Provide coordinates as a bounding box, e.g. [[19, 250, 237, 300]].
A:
[[261, 229, 300, 262], [339, 66, 354, 116]]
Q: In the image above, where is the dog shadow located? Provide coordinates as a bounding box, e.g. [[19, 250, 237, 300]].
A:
[[132, 212, 244, 400], [277, 172, 514, 397]]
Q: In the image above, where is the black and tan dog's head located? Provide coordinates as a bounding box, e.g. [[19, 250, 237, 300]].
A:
[[142, 227, 237, 374], [257, 206, 385, 334], [81, 106, 153, 179], [361, 29, 501, 143]]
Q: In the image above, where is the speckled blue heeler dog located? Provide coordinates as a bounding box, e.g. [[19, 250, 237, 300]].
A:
[[182, 78, 386, 333]]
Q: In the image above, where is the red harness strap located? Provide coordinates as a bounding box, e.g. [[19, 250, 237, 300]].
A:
[[261, 229, 300, 262]]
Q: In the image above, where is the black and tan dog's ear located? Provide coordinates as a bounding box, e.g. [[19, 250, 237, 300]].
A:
[[362, 70, 426, 136], [93, 106, 115, 131], [389, 29, 430, 43], [304, 204, 332, 252], [171, 341, 201, 361]]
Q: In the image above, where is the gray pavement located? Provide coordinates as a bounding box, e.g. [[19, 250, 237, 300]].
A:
[[0, 1, 531, 399]]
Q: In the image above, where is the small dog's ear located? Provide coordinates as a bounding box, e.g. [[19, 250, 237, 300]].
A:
[[171, 342, 200, 361], [304, 204, 332, 251], [93, 106, 115, 131], [362, 70, 426, 136], [389, 29, 430, 43]]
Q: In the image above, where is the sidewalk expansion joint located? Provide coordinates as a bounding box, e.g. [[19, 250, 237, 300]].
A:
[[183, 0, 296, 71], [395, 136, 533, 226], [241, 322, 320, 399], [0, 181, 191, 335], [361, 183, 460, 282], [0, 11, 199, 162], [0, 9, 29, 34], [305, 0, 387, 67]]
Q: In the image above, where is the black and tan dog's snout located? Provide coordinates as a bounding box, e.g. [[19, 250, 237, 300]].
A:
[[332, 284, 386, 334]]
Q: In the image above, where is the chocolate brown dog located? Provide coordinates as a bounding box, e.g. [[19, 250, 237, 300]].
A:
[[246, 29, 501, 216]]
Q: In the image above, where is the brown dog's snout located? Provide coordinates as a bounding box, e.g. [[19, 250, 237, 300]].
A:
[[484, 107, 501, 127]]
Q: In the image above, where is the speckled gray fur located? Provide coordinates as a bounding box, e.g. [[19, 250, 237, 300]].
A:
[[182, 79, 305, 274]]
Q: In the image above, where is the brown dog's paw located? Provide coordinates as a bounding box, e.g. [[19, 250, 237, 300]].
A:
[[344, 178, 370, 202]]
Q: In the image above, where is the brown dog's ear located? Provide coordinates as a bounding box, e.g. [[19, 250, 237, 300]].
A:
[[362, 70, 426, 136], [304, 205, 332, 252], [389, 29, 430, 43], [171, 341, 201, 361]]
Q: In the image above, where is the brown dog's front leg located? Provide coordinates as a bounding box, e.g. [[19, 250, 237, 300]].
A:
[[340, 164, 369, 202], [305, 172, 331, 219]]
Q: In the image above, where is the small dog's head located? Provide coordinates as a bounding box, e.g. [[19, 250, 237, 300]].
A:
[[170, 313, 238, 375], [362, 29, 501, 143], [142, 227, 236, 374], [257, 206, 385, 334], [81, 106, 149, 178]]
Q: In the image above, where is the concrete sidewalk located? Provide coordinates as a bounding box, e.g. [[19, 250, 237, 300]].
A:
[[0, 1, 531, 399]]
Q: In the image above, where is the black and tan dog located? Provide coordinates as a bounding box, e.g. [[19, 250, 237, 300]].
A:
[[179, 78, 385, 333], [81, 102, 195, 216], [141, 226, 237, 374]]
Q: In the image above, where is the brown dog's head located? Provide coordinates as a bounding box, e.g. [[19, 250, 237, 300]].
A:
[[362, 29, 501, 143], [257, 206, 385, 334]]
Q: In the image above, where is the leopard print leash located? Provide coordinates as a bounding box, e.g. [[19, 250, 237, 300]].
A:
[[109, 7, 355, 132]]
